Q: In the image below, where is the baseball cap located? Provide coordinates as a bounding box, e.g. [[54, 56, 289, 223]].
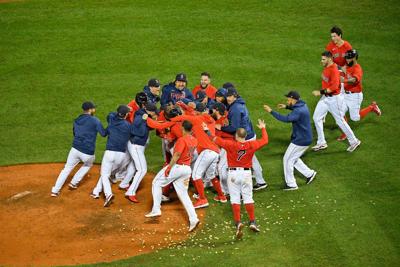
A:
[[195, 102, 207, 112], [145, 102, 157, 112], [226, 88, 239, 97], [285, 91, 300, 100], [117, 105, 130, 116], [215, 88, 227, 97], [212, 102, 226, 115], [222, 82, 235, 89], [175, 73, 187, 82], [82, 101, 96, 111], [148, 78, 160, 87], [196, 90, 207, 101]]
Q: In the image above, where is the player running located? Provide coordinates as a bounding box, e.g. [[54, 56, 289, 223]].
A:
[[144, 120, 200, 232]]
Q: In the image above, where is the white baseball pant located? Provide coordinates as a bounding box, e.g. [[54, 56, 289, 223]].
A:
[[283, 143, 314, 187], [192, 149, 219, 182], [92, 150, 130, 197], [313, 95, 359, 145], [118, 160, 136, 189], [227, 168, 254, 204], [343, 92, 363, 121], [150, 165, 198, 224], [125, 142, 147, 196], [247, 135, 267, 185], [51, 147, 95, 194], [217, 148, 229, 194]]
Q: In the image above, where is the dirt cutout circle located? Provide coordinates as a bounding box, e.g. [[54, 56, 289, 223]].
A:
[[0, 163, 205, 266]]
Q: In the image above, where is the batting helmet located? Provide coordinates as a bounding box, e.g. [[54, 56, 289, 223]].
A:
[[135, 92, 148, 107], [345, 49, 358, 60]]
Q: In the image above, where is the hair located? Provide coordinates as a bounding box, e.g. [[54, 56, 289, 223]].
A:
[[182, 120, 193, 132], [321, 51, 333, 58], [330, 26, 343, 37], [201, 72, 211, 78], [236, 128, 247, 139]]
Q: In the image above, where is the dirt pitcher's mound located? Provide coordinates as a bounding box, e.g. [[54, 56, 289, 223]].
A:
[[0, 163, 205, 266]]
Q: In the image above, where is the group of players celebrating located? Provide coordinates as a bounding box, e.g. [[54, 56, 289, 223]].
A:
[[50, 26, 381, 239]]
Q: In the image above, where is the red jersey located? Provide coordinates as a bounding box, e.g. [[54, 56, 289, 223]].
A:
[[171, 114, 220, 154], [174, 134, 198, 165], [344, 64, 363, 93], [192, 84, 217, 99], [213, 128, 268, 168], [322, 63, 340, 95], [325, 40, 352, 67], [215, 114, 234, 140], [146, 118, 183, 142], [126, 100, 140, 124], [176, 102, 196, 116]]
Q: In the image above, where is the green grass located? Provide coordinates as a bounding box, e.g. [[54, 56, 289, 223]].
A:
[[1, 0, 399, 266]]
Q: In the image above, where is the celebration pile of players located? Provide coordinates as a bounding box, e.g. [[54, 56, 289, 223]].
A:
[[50, 26, 381, 239]]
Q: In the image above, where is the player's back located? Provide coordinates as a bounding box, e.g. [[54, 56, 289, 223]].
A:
[[224, 141, 259, 168], [72, 114, 102, 155], [176, 134, 198, 165], [105, 112, 131, 152]]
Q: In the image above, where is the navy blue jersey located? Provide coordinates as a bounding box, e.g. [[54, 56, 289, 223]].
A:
[[72, 114, 106, 155], [105, 112, 131, 152]]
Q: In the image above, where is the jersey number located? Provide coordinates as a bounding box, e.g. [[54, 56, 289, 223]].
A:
[[237, 149, 246, 161]]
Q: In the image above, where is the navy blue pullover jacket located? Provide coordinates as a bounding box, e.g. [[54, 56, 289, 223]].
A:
[[160, 83, 194, 105], [72, 114, 106, 155], [130, 109, 150, 146], [271, 100, 313, 146], [105, 112, 131, 152], [143, 86, 161, 105], [221, 98, 255, 140]]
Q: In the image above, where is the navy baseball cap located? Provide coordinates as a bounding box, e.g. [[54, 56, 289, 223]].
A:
[[196, 90, 207, 101], [148, 78, 160, 87], [285, 91, 300, 100], [195, 102, 207, 112], [175, 73, 187, 82], [222, 82, 235, 89], [82, 101, 95, 111], [226, 88, 239, 97], [117, 105, 130, 116], [215, 88, 227, 97]]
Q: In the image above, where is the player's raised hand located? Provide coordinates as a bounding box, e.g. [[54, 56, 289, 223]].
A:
[[257, 119, 266, 129], [263, 104, 272, 113], [277, 104, 286, 109], [202, 122, 209, 131], [215, 124, 221, 130], [312, 90, 321, 97], [188, 102, 196, 109]]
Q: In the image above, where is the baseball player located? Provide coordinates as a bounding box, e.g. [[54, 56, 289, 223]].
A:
[[325, 26, 352, 68], [145, 120, 200, 232], [91, 105, 132, 207], [215, 88, 228, 106], [143, 78, 161, 105], [204, 118, 269, 239], [221, 88, 268, 191], [192, 72, 217, 99], [126, 92, 148, 124], [336, 49, 382, 141], [195, 90, 216, 113], [125, 102, 158, 203], [51, 102, 107, 197], [312, 51, 361, 152], [160, 73, 195, 106], [264, 91, 317, 190], [170, 102, 227, 208]]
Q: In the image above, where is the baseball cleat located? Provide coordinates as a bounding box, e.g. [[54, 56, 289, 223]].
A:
[[104, 194, 114, 207], [283, 184, 299, 191], [126, 195, 139, 203], [336, 134, 347, 141], [161, 195, 170, 202], [371, 101, 382, 116], [253, 183, 268, 191], [193, 198, 209, 209], [235, 222, 244, 239], [51, 192, 59, 197], [90, 193, 99, 199], [68, 183, 78, 190], [189, 219, 200, 232], [312, 143, 328, 151], [249, 222, 260, 232], [347, 140, 361, 152], [306, 171, 317, 185], [145, 210, 162, 218], [213, 195, 228, 203]]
